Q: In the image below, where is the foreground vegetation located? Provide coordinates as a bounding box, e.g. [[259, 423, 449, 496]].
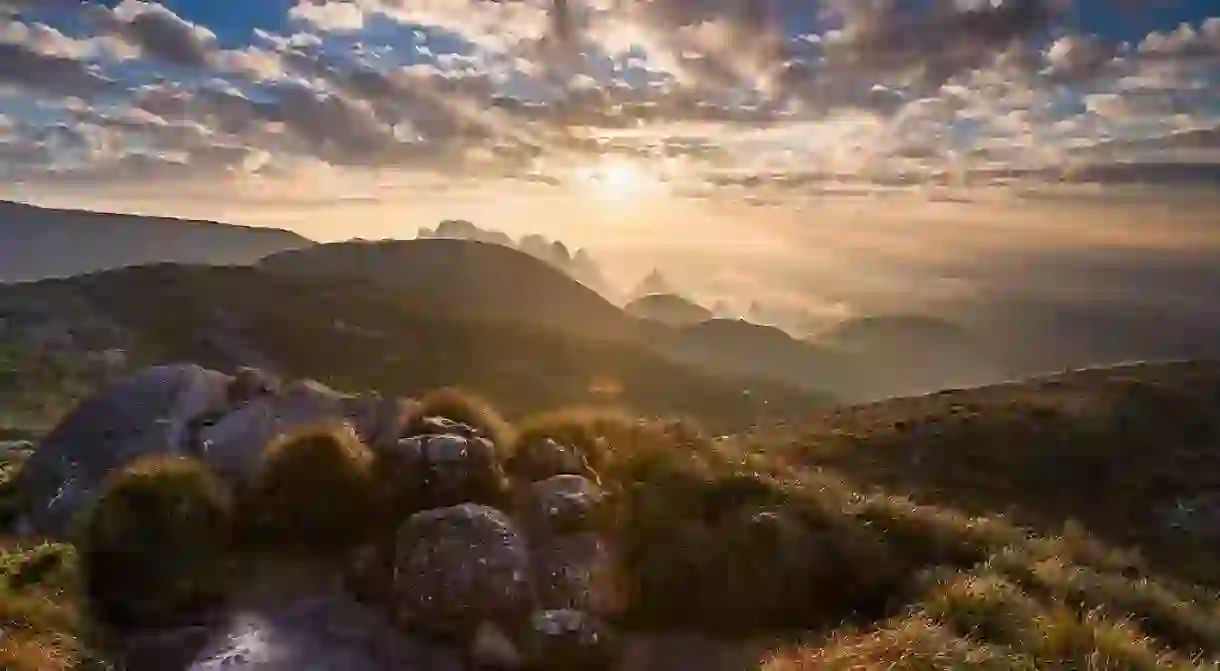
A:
[[3, 366, 1220, 670]]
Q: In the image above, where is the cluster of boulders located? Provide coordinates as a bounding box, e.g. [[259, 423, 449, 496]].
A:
[[13, 364, 624, 670]]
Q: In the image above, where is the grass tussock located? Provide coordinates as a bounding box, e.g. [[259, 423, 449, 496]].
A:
[[511, 406, 635, 475], [766, 615, 1027, 670], [78, 455, 233, 629], [0, 542, 106, 671], [241, 423, 376, 553], [406, 387, 515, 448]]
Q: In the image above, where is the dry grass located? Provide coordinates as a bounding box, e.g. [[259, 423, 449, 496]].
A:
[[406, 387, 516, 449], [240, 423, 376, 553], [0, 542, 94, 671]]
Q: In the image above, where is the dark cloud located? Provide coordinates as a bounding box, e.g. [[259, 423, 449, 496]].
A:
[[821, 0, 1058, 87], [87, 0, 217, 67], [0, 41, 109, 94]]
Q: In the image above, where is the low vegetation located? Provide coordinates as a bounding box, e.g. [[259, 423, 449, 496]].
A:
[[2, 365, 1220, 669], [78, 456, 233, 629], [240, 424, 377, 553], [406, 386, 516, 449]]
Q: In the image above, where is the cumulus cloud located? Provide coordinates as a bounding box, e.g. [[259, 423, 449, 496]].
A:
[[0, 0, 1217, 190]]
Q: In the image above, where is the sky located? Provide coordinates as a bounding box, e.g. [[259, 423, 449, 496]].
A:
[[0, 0, 1218, 236]]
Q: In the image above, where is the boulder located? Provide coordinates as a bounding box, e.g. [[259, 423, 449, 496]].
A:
[[18, 363, 233, 536], [526, 475, 606, 536], [195, 380, 386, 483], [521, 610, 620, 671], [377, 434, 509, 516], [392, 504, 533, 640], [186, 588, 462, 671], [18, 364, 409, 537], [532, 532, 621, 615]]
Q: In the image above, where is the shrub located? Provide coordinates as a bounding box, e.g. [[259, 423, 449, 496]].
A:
[[78, 455, 233, 628], [510, 407, 634, 478], [242, 423, 376, 552], [406, 387, 514, 449], [613, 450, 905, 632]]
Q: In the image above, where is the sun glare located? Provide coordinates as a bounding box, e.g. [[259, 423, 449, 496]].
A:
[[573, 159, 665, 200]]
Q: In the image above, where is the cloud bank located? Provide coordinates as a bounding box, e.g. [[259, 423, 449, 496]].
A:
[[0, 0, 1216, 193]]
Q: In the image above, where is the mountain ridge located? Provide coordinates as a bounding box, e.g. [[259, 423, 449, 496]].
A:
[[0, 200, 313, 283]]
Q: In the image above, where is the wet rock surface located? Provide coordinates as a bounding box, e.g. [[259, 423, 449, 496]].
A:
[[185, 587, 464, 671]]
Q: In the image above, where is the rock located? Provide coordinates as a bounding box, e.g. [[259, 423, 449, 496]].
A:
[[378, 434, 509, 515], [0, 440, 34, 459], [195, 380, 385, 483], [532, 533, 621, 615], [510, 438, 596, 483], [187, 588, 462, 671], [406, 416, 481, 439], [527, 475, 605, 536], [346, 542, 395, 610], [18, 363, 234, 536], [114, 625, 213, 671], [393, 504, 533, 640], [16, 363, 414, 537], [470, 621, 523, 670], [227, 368, 281, 405], [522, 610, 620, 671], [361, 397, 416, 453]]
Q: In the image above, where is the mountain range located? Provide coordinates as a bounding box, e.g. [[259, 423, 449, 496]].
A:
[[0, 201, 311, 283], [6, 201, 1220, 411]]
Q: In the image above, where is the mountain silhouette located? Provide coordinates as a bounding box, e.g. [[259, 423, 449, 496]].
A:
[[0, 201, 311, 283]]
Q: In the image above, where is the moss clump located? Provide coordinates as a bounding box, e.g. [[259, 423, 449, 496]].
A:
[[243, 424, 376, 552], [406, 387, 514, 449], [78, 455, 233, 628]]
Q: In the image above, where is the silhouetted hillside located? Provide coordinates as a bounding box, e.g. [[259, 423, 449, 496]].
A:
[[0, 264, 825, 432], [0, 201, 312, 283], [417, 220, 611, 293], [624, 294, 712, 326], [260, 239, 633, 341]]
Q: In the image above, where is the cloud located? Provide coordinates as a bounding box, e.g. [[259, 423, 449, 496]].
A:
[[94, 0, 218, 68], [0, 0, 1217, 192], [289, 1, 366, 33], [1044, 34, 1115, 81], [0, 37, 110, 95]]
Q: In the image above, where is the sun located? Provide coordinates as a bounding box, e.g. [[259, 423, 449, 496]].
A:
[[573, 158, 664, 200]]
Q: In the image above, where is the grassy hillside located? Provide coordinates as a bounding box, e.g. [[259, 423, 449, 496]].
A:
[[784, 361, 1220, 589], [1, 264, 824, 433], [259, 238, 634, 342], [3, 365, 1220, 670]]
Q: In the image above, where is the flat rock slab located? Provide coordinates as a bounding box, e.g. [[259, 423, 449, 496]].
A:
[[187, 589, 463, 671]]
